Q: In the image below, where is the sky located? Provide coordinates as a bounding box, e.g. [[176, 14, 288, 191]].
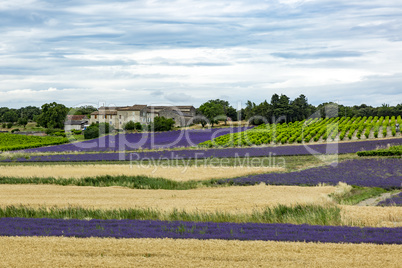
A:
[[1, 0, 402, 109]]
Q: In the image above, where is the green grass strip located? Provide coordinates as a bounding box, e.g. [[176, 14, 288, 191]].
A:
[[0, 204, 342, 226], [0, 175, 218, 190], [330, 186, 388, 205]]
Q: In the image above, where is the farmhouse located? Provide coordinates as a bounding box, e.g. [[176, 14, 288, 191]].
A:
[[89, 105, 196, 129], [64, 115, 89, 132]]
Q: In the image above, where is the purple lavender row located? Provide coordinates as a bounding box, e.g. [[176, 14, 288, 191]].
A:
[[218, 158, 402, 189], [0, 218, 400, 244], [6, 138, 402, 162], [377, 192, 402, 206], [22, 127, 252, 153]]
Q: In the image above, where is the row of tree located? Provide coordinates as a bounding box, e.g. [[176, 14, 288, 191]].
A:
[[0, 103, 97, 129], [1, 95, 401, 129], [196, 94, 402, 125]]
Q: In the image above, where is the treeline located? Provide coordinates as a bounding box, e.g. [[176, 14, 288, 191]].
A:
[[0, 103, 97, 129], [197, 94, 402, 125], [1, 94, 401, 129]]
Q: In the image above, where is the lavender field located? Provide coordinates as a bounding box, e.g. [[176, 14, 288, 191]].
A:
[[377, 192, 402, 206], [6, 137, 402, 162], [1, 217, 400, 244], [22, 127, 251, 153], [218, 158, 402, 189]]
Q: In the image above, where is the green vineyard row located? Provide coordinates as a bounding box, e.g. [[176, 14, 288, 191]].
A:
[[199, 116, 402, 148], [0, 133, 69, 151]]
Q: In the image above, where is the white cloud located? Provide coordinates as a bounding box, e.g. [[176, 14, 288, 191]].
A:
[[0, 0, 401, 108]]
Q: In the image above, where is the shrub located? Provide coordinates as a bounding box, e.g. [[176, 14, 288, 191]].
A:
[[6, 123, 13, 129], [11, 129, 20, 133], [84, 126, 100, 139], [123, 121, 135, 131], [1, 123, 6, 128], [134, 122, 143, 131], [357, 145, 402, 157], [149, 116, 175, 132], [72, 129, 82, 135], [98, 122, 113, 134]]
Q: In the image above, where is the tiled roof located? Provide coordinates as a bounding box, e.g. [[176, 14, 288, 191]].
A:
[[119, 105, 147, 111], [66, 115, 86, 120], [91, 110, 118, 115]]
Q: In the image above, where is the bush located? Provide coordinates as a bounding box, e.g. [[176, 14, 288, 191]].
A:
[[11, 129, 20, 133], [1, 123, 6, 128], [123, 121, 135, 131], [134, 122, 143, 131], [6, 123, 13, 129], [98, 122, 113, 134], [54, 132, 66, 137], [149, 116, 175, 132], [72, 129, 82, 135], [84, 126, 100, 139], [357, 145, 402, 157]]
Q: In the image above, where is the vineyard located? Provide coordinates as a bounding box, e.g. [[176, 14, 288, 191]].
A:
[[199, 115, 402, 147], [0, 133, 69, 151]]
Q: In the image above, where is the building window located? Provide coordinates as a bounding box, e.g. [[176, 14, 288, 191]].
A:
[[110, 121, 112, 125], [110, 115, 113, 119], [95, 115, 97, 119], [119, 115, 121, 119]]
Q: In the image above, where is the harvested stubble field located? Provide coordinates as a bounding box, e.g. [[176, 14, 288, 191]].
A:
[[0, 237, 400, 268], [0, 184, 335, 212], [0, 164, 283, 181]]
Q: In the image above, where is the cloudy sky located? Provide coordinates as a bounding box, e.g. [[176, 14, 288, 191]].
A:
[[1, 0, 402, 109]]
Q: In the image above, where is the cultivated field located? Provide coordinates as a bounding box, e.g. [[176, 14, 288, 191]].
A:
[[0, 164, 283, 181], [0, 184, 335, 212], [0, 118, 400, 267], [0, 237, 400, 268]]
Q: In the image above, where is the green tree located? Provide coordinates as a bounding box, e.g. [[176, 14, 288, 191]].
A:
[[36, 102, 68, 129], [84, 125, 100, 139], [2, 110, 18, 123], [18, 106, 41, 121], [149, 116, 175, 131], [198, 100, 225, 127], [73, 105, 98, 118], [123, 120, 136, 131], [17, 117, 28, 128]]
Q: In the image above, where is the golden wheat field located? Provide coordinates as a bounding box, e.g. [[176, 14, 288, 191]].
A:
[[0, 237, 400, 268], [0, 184, 335, 212], [0, 164, 283, 181], [0, 184, 401, 227]]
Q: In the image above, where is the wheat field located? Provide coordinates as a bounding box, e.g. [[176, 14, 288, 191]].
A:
[[0, 164, 283, 181], [0, 184, 335, 212], [0, 237, 400, 268], [0, 184, 400, 227]]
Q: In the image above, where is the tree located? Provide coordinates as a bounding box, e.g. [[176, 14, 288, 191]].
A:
[[123, 120, 136, 131], [198, 100, 225, 127], [17, 117, 28, 128], [226, 106, 238, 121], [73, 106, 98, 118], [2, 110, 18, 123], [36, 102, 68, 129], [18, 106, 41, 121], [193, 109, 208, 127], [149, 116, 175, 131], [84, 125, 99, 139]]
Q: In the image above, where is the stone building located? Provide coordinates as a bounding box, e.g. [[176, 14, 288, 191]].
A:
[[89, 105, 195, 129]]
